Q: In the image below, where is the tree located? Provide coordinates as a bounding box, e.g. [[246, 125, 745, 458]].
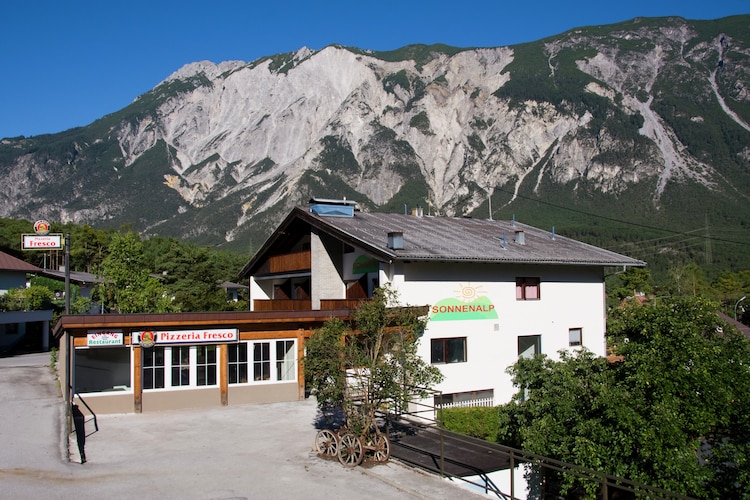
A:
[[667, 262, 712, 299], [305, 285, 443, 433], [68, 223, 112, 272], [145, 237, 249, 312], [607, 266, 654, 307], [492, 297, 750, 498], [94, 232, 178, 313], [609, 298, 750, 497]]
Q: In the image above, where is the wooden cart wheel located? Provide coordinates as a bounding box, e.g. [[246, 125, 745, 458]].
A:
[[370, 432, 391, 463], [314, 429, 338, 457], [337, 432, 364, 467]]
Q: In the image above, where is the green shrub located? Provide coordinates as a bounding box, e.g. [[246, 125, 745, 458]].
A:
[[439, 406, 502, 443], [0, 285, 54, 311]]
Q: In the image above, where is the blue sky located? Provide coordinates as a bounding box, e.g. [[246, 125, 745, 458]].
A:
[[1, 0, 747, 139]]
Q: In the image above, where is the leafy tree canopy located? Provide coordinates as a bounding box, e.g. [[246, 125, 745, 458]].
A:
[[305, 285, 443, 433], [479, 297, 750, 498], [94, 232, 179, 314]]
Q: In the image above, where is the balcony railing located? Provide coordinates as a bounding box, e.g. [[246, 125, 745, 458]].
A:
[[256, 250, 311, 275], [253, 299, 311, 311], [253, 298, 368, 311], [320, 299, 367, 310]]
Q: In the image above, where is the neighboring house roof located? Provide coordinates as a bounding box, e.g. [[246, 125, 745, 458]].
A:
[[0, 250, 42, 273], [38, 269, 105, 286], [240, 206, 646, 278], [718, 312, 750, 341], [219, 281, 248, 291]]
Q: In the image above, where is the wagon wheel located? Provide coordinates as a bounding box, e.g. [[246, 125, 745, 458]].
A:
[[369, 432, 391, 463], [314, 429, 338, 458], [337, 431, 364, 467]]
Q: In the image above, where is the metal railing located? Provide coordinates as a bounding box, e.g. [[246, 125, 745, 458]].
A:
[[73, 392, 99, 436], [381, 385, 695, 500]]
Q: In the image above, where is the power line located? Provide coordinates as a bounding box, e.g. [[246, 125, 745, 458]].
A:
[[495, 188, 749, 247]]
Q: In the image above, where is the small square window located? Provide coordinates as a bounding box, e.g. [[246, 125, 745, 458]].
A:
[[516, 277, 540, 300], [569, 328, 582, 347]]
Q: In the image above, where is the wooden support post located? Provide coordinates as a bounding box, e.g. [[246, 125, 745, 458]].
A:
[[133, 344, 142, 413], [220, 343, 229, 406], [297, 329, 306, 400]]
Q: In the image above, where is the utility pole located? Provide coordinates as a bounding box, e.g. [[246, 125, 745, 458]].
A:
[[65, 233, 70, 314]]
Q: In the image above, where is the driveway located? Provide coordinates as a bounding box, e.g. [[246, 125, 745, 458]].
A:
[[0, 353, 484, 499]]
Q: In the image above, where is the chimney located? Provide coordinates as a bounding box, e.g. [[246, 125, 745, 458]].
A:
[[514, 230, 525, 245], [387, 231, 404, 250]]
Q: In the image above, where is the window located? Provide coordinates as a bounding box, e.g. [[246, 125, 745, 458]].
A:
[[75, 347, 133, 393], [143, 347, 165, 389], [254, 342, 271, 381], [196, 346, 217, 386], [518, 335, 541, 359], [516, 277, 540, 300], [569, 328, 582, 347], [431, 337, 467, 364], [276, 340, 295, 381], [144, 346, 217, 389], [171, 346, 191, 387], [228, 343, 248, 384], [230, 340, 297, 385], [518, 335, 541, 401]]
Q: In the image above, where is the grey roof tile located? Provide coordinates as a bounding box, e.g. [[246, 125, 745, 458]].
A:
[[304, 210, 645, 267]]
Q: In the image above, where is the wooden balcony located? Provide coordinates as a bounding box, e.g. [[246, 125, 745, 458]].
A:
[[256, 250, 311, 275], [253, 299, 312, 311], [320, 299, 368, 310]]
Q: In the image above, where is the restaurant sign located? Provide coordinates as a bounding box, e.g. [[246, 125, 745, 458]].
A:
[[87, 331, 124, 347], [133, 328, 239, 346], [22, 233, 63, 250]]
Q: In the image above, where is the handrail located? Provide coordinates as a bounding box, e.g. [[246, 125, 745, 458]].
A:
[[73, 392, 99, 436], [380, 383, 695, 500]]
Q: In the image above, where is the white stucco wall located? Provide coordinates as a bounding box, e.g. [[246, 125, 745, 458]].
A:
[[310, 230, 345, 308], [381, 261, 607, 405]]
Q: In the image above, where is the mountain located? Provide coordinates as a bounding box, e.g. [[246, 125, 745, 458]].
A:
[[1, 15, 749, 278]]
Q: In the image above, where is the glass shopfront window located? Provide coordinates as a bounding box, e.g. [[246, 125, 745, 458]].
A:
[[75, 347, 132, 393], [142, 345, 217, 390], [229, 340, 297, 385]]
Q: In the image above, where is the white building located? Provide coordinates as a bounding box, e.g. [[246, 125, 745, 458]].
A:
[[239, 199, 645, 406]]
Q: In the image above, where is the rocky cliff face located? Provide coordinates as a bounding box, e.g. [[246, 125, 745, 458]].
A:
[[1, 16, 748, 253]]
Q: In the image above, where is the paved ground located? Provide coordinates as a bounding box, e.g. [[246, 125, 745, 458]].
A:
[[0, 353, 486, 499]]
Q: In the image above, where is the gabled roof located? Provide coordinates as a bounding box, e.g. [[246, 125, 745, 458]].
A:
[[240, 207, 646, 278], [0, 250, 42, 273]]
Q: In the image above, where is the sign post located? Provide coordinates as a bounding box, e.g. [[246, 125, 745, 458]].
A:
[[21, 220, 70, 313]]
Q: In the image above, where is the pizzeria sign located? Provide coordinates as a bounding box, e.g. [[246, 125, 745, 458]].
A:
[[133, 328, 239, 346]]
